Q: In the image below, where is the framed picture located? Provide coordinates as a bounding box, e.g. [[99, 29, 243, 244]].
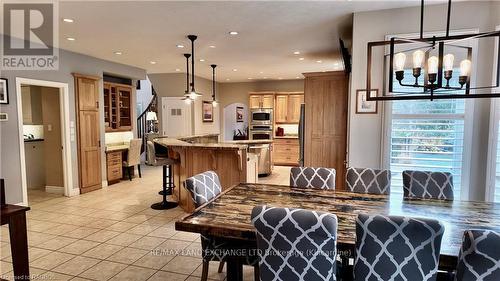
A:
[[236, 106, 244, 122], [356, 89, 378, 114], [202, 101, 213, 122], [0, 78, 8, 104]]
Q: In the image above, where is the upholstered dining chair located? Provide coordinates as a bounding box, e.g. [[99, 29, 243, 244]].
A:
[[251, 205, 338, 281], [123, 138, 142, 180], [402, 170, 454, 200], [455, 230, 500, 281], [185, 171, 258, 281], [354, 214, 444, 281], [290, 166, 336, 189], [346, 167, 391, 195]]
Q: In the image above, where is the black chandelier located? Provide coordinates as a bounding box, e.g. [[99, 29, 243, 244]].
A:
[[365, 0, 500, 101]]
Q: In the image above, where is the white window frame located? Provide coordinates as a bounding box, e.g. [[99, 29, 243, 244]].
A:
[[381, 29, 478, 200], [485, 25, 500, 202]]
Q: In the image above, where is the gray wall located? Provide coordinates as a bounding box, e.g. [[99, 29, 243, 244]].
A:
[[349, 1, 500, 200], [0, 49, 146, 204]]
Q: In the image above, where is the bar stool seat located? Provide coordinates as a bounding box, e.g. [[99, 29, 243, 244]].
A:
[[148, 141, 179, 210]]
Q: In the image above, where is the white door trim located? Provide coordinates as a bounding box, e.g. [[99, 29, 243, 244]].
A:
[[16, 77, 74, 206], [485, 25, 500, 202]]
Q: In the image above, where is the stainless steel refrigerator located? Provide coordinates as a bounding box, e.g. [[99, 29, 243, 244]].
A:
[[298, 104, 305, 167]]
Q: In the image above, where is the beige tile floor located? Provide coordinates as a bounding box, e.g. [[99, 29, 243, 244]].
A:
[[0, 164, 287, 281], [257, 166, 291, 185]]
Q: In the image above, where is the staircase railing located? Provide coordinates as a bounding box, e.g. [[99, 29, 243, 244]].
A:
[[137, 85, 158, 154]]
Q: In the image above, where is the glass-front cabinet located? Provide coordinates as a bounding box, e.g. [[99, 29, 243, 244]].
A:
[[104, 82, 133, 132]]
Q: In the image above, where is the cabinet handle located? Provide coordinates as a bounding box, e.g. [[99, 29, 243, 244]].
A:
[[96, 101, 99, 108]]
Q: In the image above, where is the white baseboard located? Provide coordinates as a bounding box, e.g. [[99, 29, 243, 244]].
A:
[[45, 185, 64, 194]]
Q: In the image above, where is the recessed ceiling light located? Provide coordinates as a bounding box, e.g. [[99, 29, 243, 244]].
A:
[[248, 78, 253, 80], [114, 51, 122, 55], [176, 44, 184, 48], [278, 77, 283, 80], [199, 59, 205, 62], [259, 71, 264, 74], [296, 76, 300, 79], [229, 31, 239, 35], [66, 37, 76, 41], [316, 60, 322, 63], [175, 68, 181, 72], [263, 77, 268, 79], [226, 78, 230, 81], [293, 51, 300, 55], [209, 45, 216, 48], [63, 18, 74, 23], [232, 69, 238, 72], [150, 61, 157, 65], [299, 57, 305, 61]]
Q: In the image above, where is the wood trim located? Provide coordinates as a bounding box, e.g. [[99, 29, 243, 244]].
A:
[[248, 91, 275, 95], [302, 71, 347, 78], [72, 73, 101, 80]]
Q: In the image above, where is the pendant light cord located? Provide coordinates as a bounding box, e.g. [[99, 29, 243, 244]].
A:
[[446, 0, 452, 37], [211, 64, 216, 100], [188, 35, 197, 92], [420, 0, 424, 39], [184, 53, 191, 93]]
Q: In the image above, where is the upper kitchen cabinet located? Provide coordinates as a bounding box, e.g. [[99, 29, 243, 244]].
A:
[[249, 92, 275, 109], [274, 92, 304, 124], [104, 82, 133, 132]]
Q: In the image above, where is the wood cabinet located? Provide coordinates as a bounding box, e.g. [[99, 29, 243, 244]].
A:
[[74, 74, 102, 194], [273, 138, 299, 166], [304, 71, 348, 189], [106, 151, 123, 185], [249, 92, 275, 109], [104, 82, 133, 132], [274, 93, 304, 124]]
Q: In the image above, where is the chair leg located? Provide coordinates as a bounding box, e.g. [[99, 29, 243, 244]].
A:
[[128, 167, 132, 181], [137, 165, 142, 178], [254, 264, 260, 281], [201, 260, 209, 281], [218, 261, 225, 273]]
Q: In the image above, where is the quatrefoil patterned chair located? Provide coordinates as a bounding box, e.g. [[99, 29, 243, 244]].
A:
[[346, 167, 391, 195], [354, 214, 444, 281], [290, 167, 336, 190], [251, 205, 338, 281], [402, 170, 454, 200], [185, 171, 258, 281], [455, 230, 500, 281]]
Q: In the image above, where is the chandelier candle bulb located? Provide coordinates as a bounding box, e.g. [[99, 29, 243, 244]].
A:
[[412, 50, 425, 68], [394, 52, 406, 71], [428, 56, 439, 84], [459, 59, 472, 86]]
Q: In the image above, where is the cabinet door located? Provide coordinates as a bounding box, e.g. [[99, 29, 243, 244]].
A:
[[287, 94, 304, 123], [78, 110, 102, 192], [77, 77, 99, 111], [117, 86, 132, 129], [261, 95, 274, 108], [249, 95, 261, 109], [274, 95, 288, 123], [103, 83, 111, 131]]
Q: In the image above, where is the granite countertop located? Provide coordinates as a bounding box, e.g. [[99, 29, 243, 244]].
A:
[[274, 135, 299, 139], [155, 138, 247, 150], [178, 133, 220, 140], [224, 140, 273, 144], [106, 142, 129, 152]]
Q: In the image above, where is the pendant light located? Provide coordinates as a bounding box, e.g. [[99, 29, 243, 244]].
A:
[[181, 53, 192, 104], [187, 35, 202, 99], [211, 64, 218, 107]]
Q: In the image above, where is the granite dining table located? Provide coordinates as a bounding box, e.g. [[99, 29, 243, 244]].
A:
[[175, 183, 500, 280]]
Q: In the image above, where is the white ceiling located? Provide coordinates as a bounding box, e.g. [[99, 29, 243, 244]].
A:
[[59, 0, 444, 82]]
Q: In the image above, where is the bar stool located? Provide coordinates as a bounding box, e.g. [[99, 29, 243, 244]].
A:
[[147, 141, 178, 210]]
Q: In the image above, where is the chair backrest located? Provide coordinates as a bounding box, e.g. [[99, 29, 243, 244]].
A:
[[354, 214, 444, 281], [455, 230, 500, 281], [346, 167, 391, 195], [126, 139, 142, 166], [147, 140, 156, 165], [251, 206, 338, 281], [290, 167, 336, 190], [185, 171, 222, 208], [402, 170, 454, 200]]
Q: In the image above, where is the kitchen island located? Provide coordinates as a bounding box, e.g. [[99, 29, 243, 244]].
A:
[[154, 137, 260, 212]]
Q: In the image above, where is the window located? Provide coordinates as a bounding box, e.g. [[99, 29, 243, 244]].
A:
[[487, 99, 500, 202], [496, 124, 500, 202], [387, 69, 470, 199]]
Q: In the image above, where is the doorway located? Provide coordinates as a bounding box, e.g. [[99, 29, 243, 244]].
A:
[[161, 97, 192, 137], [16, 78, 73, 205]]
